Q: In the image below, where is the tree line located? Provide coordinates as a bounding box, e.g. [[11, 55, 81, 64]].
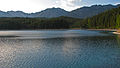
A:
[[84, 6, 120, 29]]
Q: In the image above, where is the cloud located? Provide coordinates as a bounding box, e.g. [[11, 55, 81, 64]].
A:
[[55, 0, 82, 11], [114, 2, 120, 5], [59, 0, 82, 7], [67, 0, 82, 6]]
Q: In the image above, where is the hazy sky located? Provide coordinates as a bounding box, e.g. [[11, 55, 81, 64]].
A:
[[0, 0, 120, 13]]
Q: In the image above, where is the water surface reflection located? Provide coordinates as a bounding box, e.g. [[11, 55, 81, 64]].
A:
[[0, 30, 119, 68]]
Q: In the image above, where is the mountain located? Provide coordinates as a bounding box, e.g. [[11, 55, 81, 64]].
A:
[[0, 4, 119, 18], [31, 8, 69, 18], [0, 11, 10, 17], [7, 11, 31, 17], [31, 4, 120, 18], [0, 11, 31, 17], [68, 4, 120, 18]]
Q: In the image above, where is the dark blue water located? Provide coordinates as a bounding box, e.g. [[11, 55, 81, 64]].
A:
[[0, 30, 120, 68]]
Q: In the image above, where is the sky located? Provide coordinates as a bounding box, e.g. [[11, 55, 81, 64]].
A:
[[0, 0, 120, 13]]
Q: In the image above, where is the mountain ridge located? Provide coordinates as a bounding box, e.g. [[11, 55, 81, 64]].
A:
[[0, 4, 119, 18]]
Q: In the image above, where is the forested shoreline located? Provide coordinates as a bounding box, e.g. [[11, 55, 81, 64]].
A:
[[0, 7, 119, 30]]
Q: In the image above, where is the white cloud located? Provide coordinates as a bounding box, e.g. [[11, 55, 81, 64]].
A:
[[67, 0, 82, 6], [114, 2, 120, 5], [55, 0, 82, 11]]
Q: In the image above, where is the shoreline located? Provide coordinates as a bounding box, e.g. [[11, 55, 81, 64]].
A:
[[113, 32, 120, 34], [87, 29, 117, 31], [0, 29, 117, 31]]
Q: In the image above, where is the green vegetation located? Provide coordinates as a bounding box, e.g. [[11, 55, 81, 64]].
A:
[[0, 17, 82, 29], [0, 7, 119, 30], [83, 6, 120, 29]]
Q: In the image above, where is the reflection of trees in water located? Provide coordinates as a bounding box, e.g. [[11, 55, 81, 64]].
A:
[[62, 38, 82, 59], [116, 35, 120, 48]]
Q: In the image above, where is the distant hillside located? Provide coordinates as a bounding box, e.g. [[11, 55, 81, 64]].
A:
[[68, 4, 120, 18], [0, 11, 31, 17], [0, 4, 119, 18], [85, 6, 120, 29], [72, 6, 120, 29], [31, 8, 69, 18]]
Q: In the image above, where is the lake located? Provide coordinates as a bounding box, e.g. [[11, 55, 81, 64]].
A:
[[0, 30, 120, 68]]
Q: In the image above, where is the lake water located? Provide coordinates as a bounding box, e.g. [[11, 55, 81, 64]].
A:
[[0, 30, 120, 68]]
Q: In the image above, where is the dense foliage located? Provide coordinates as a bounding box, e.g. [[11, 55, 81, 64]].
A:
[[84, 7, 120, 29], [0, 7, 119, 30], [0, 17, 82, 29]]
